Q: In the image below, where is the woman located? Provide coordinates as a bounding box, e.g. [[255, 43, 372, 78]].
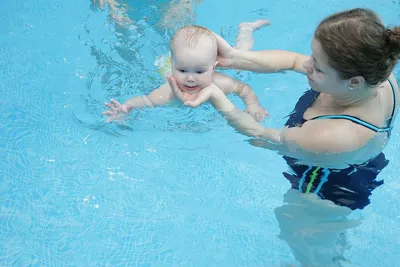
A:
[[169, 8, 400, 265]]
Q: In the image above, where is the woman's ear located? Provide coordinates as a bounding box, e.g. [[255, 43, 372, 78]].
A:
[[349, 76, 365, 89]]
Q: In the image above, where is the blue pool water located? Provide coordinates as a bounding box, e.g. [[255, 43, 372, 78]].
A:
[[1, 0, 400, 266]]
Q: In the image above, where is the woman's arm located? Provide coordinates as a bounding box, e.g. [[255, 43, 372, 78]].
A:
[[214, 33, 309, 74], [229, 50, 309, 74], [218, 97, 375, 168], [172, 79, 375, 169]]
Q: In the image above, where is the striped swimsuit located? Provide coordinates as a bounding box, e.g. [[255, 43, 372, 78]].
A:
[[282, 80, 397, 210]]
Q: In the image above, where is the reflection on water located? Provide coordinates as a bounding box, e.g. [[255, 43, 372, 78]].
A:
[[90, 0, 202, 31], [275, 189, 362, 266], [79, 0, 224, 136], [84, 2, 372, 266], [160, 0, 202, 31]]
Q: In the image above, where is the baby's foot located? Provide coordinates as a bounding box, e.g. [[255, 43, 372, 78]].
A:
[[239, 19, 270, 31]]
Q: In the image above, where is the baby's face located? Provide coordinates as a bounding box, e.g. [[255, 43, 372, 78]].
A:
[[171, 36, 217, 94]]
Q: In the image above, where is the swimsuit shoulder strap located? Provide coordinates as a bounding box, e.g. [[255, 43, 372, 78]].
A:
[[311, 79, 397, 134]]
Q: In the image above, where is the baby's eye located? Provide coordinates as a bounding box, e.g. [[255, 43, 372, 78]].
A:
[[196, 70, 205, 74], [179, 69, 186, 73]]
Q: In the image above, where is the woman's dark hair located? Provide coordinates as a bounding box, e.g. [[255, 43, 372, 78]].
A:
[[315, 8, 400, 86]]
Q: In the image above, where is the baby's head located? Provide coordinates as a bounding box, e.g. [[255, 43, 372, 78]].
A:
[[170, 25, 218, 94]]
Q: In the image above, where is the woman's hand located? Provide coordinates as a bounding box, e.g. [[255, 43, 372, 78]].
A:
[[213, 33, 236, 68], [166, 76, 201, 104], [167, 76, 226, 108], [183, 84, 221, 107]]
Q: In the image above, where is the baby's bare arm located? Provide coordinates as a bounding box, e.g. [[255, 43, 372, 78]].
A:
[[211, 72, 260, 106], [211, 72, 268, 121], [125, 83, 175, 111], [104, 83, 175, 122]]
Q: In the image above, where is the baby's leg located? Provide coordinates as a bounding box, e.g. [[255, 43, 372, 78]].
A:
[[234, 19, 270, 51]]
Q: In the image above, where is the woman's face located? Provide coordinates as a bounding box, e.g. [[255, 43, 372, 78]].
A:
[[303, 38, 349, 95]]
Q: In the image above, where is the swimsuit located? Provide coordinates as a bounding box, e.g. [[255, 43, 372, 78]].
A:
[[282, 79, 397, 210]]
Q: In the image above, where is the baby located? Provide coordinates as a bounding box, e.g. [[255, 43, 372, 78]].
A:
[[103, 21, 269, 122]]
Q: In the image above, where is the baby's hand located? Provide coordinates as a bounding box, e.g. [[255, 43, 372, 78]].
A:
[[103, 98, 130, 122], [245, 104, 269, 122]]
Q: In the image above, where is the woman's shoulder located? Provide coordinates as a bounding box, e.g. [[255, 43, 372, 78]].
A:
[[380, 73, 399, 122], [284, 118, 385, 168], [386, 73, 399, 102], [389, 72, 399, 88]]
